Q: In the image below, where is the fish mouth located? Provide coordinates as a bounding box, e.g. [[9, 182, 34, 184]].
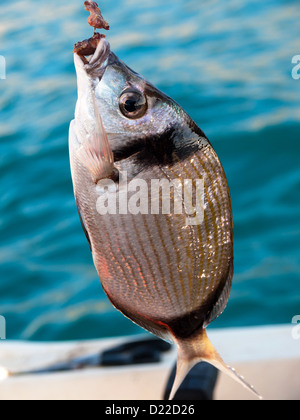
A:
[[72, 34, 112, 153], [74, 34, 111, 80]]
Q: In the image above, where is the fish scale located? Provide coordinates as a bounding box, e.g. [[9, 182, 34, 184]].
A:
[[163, 150, 233, 310]]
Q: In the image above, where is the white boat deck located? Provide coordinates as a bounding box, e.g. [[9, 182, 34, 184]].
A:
[[0, 324, 299, 400]]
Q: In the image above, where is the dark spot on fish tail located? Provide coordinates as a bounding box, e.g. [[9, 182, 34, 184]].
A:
[[166, 307, 208, 339], [75, 199, 92, 251], [165, 262, 233, 339]]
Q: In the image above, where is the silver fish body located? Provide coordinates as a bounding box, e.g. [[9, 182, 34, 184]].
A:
[[69, 38, 260, 399]]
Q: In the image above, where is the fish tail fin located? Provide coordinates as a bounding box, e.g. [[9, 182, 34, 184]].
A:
[[170, 329, 262, 400], [78, 93, 115, 183], [169, 355, 197, 401]]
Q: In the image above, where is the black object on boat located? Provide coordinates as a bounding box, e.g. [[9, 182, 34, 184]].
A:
[[15, 338, 172, 376], [101, 337, 171, 366]]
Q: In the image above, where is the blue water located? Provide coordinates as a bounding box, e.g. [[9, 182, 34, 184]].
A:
[[0, 0, 299, 341]]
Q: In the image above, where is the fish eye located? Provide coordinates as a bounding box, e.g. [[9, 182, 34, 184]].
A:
[[119, 89, 147, 119]]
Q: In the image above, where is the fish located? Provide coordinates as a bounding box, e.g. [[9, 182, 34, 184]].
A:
[[69, 34, 261, 399]]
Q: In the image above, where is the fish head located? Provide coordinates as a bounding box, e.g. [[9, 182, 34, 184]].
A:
[[70, 38, 206, 172]]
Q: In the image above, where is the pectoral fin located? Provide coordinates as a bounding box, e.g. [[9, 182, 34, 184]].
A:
[[78, 93, 115, 183]]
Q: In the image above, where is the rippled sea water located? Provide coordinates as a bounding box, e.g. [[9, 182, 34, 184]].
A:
[[0, 0, 299, 341]]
